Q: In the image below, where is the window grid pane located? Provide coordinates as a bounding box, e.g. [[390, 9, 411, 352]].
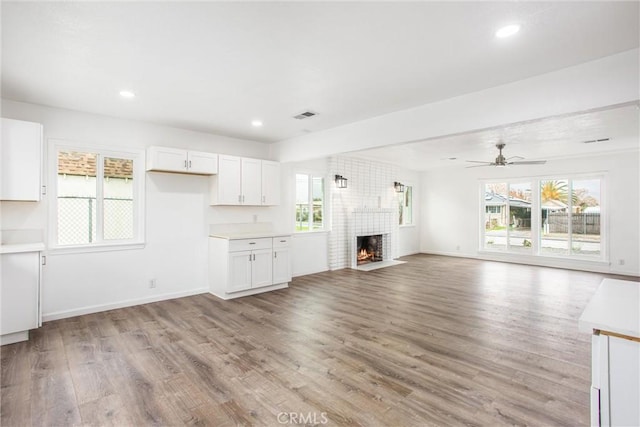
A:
[[103, 157, 134, 240], [57, 151, 98, 245]]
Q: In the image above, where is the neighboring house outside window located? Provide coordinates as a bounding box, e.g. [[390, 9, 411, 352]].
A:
[[481, 176, 603, 259], [398, 185, 413, 226], [52, 143, 144, 249], [295, 173, 324, 231]]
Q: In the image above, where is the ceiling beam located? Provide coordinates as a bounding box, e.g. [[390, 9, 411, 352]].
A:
[[271, 49, 639, 163]]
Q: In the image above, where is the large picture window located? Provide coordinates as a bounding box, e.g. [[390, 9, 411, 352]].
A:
[[53, 144, 144, 248], [481, 175, 603, 259], [295, 173, 324, 232]]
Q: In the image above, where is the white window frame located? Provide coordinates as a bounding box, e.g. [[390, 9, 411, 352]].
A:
[[294, 172, 326, 233], [479, 173, 607, 262], [49, 140, 145, 253], [398, 184, 414, 227]]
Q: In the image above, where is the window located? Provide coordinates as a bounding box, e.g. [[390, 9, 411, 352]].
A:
[[53, 144, 144, 248], [481, 175, 603, 259], [398, 185, 413, 225], [295, 173, 324, 231]]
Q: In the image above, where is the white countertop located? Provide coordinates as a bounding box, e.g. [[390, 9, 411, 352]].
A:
[[579, 278, 640, 338], [209, 231, 291, 240], [0, 242, 46, 254]]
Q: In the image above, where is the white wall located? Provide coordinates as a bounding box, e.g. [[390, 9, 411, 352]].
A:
[[420, 150, 640, 276], [271, 49, 639, 162], [1, 99, 275, 320]]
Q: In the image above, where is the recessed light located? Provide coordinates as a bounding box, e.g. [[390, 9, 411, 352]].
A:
[[119, 90, 136, 98], [495, 24, 520, 39], [251, 120, 263, 127]]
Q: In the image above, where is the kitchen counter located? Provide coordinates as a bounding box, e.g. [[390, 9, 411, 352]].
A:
[[579, 278, 640, 338], [209, 231, 290, 240], [0, 242, 46, 254]]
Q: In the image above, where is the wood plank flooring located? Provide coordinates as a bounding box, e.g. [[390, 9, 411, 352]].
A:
[[2, 254, 637, 426]]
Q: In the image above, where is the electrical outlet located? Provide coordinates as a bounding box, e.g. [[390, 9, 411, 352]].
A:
[[456, 245, 461, 251], [619, 259, 625, 266], [149, 279, 157, 288], [253, 214, 258, 223]]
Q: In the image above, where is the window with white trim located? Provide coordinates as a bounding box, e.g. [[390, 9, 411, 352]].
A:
[[53, 144, 144, 248], [295, 173, 324, 231], [398, 185, 413, 225], [481, 175, 604, 259]]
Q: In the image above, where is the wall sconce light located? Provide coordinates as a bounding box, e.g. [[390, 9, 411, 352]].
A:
[[335, 174, 348, 189], [394, 181, 405, 192]]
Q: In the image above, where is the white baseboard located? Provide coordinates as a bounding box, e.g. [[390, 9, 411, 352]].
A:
[[420, 250, 639, 277], [42, 288, 209, 322]]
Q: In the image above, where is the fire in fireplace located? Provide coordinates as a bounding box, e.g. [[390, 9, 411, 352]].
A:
[[356, 235, 383, 265]]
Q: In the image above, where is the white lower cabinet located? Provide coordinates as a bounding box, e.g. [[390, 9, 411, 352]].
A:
[[272, 237, 292, 284], [591, 333, 640, 426], [1, 251, 42, 345], [209, 235, 291, 299]]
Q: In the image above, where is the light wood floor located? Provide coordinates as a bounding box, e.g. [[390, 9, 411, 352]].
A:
[[2, 254, 636, 426]]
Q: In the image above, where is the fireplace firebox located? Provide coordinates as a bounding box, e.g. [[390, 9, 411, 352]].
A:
[[356, 234, 383, 265]]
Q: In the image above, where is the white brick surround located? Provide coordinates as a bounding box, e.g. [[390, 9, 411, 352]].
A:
[[329, 156, 401, 270]]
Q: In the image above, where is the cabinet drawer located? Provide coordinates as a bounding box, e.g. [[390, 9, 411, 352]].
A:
[[272, 236, 291, 248], [229, 238, 272, 252]]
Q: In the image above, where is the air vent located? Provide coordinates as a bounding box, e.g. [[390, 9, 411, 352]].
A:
[[293, 111, 317, 120], [583, 138, 610, 144]]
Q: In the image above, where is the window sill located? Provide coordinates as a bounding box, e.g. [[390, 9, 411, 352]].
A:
[[399, 224, 416, 228], [49, 242, 145, 255], [293, 230, 329, 235]]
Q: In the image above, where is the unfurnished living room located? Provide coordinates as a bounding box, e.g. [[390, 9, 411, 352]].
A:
[[1, 2, 639, 426]]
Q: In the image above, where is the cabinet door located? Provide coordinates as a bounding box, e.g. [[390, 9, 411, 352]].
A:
[[261, 160, 280, 205], [187, 151, 218, 175], [1, 252, 40, 335], [608, 336, 640, 427], [217, 155, 242, 204], [228, 251, 252, 293], [251, 248, 273, 289], [241, 158, 262, 205], [147, 147, 187, 172], [1, 118, 42, 201], [272, 247, 291, 284]]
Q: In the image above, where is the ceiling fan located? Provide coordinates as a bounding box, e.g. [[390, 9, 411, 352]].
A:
[[465, 142, 547, 168]]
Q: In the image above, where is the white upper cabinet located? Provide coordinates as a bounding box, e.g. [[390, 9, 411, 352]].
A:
[[261, 160, 280, 206], [210, 155, 280, 206], [214, 155, 243, 204], [1, 118, 43, 201], [241, 157, 262, 205], [146, 146, 217, 175]]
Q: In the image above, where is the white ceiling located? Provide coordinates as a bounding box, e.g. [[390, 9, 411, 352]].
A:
[[2, 2, 639, 144], [347, 103, 640, 171]]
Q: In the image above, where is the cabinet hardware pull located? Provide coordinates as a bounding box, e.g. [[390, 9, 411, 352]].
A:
[[280, 240, 286, 243], [274, 252, 277, 258], [249, 242, 256, 245], [184, 160, 187, 168], [189, 160, 192, 168], [249, 254, 252, 261], [41, 185, 47, 195], [253, 254, 256, 261], [41, 255, 46, 266]]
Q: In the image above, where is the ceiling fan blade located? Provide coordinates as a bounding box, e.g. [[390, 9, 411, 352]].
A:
[[465, 163, 495, 168], [465, 160, 494, 164], [509, 160, 547, 165], [506, 156, 524, 160]]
